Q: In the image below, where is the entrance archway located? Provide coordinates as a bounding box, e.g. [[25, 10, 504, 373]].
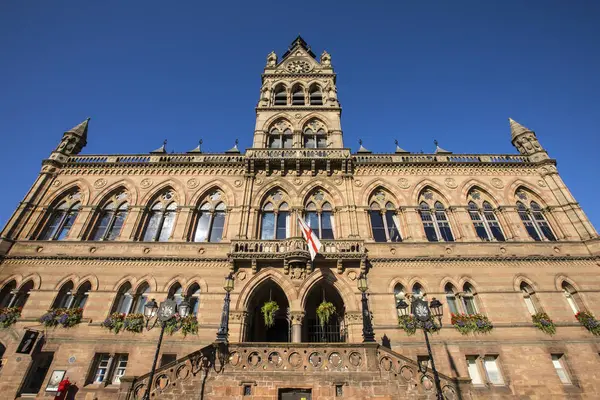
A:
[[245, 280, 290, 342], [303, 281, 345, 342]]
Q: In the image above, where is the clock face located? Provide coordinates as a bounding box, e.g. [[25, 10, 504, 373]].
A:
[[285, 60, 311, 73]]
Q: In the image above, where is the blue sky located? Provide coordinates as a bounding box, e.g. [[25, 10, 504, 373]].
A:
[[1, 1, 599, 230]]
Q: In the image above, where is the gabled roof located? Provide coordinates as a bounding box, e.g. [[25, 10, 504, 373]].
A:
[[282, 35, 316, 59]]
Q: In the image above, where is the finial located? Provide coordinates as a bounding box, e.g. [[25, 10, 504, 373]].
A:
[[395, 139, 398, 146], [395, 139, 409, 154], [235, 138, 239, 145], [434, 139, 438, 147], [434, 140, 452, 154], [226, 139, 241, 154], [357, 139, 371, 154], [358, 139, 363, 146], [187, 139, 203, 153], [151, 139, 168, 154]]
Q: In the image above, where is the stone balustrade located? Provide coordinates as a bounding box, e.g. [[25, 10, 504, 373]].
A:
[[229, 238, 365, 260]]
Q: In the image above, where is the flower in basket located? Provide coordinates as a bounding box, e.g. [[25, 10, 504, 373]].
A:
[[0, 307, 22, 328], [164, 313, 182, 335], [532, 312, 556, 335], [398, 315, 417, 336], [101, 313, 126, 334], [124, 313, 144, 333], [180, 315, 199, 337], [316, 301, 336, 328], [451, 313, 493, 335], [39, 308, 83, 328], [261, 301, 280, 328], [575, 311, 600, 336]]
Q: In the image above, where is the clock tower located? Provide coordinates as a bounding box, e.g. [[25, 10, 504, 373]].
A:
[[253, 36, 344, 149]]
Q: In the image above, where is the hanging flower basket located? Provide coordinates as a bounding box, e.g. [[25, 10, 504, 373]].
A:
[[101, 313, 125, 333], [39, 308, 83, 328], [532, 312, 556, 335], [316, 301, 336, 327], [261, 301, 279, 328], [101, 313, 145, 334], [0, 307, 22, 328], [451, 313, 493, 335], [180, 315, 199, 337], [575, 311, 600, 336], [398, 315, 417, 336]]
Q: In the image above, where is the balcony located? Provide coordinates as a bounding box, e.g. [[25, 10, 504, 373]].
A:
[[229, 237, 365, 261]]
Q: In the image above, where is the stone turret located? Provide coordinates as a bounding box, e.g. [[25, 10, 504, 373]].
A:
[[509, 118, 549, 162], [48, 118, 90, 163]]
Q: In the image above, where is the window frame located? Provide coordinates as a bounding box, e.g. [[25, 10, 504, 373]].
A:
[[419, 201, 454, 242], [551, 354, 572, 385], [517, 200, 557, 241], [304, 201, 335, 240], [192, 192, 227, 243], [259, 195, 290, 240], [141, 192, 178, 242], [39, 199, 81, 241], [468, 201, 505, 242]]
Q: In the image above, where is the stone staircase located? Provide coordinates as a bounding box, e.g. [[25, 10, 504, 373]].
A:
[[118, 342, 471, 400]]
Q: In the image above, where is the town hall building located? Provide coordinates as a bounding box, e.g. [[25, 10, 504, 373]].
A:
[[0, 36, 599, 399]]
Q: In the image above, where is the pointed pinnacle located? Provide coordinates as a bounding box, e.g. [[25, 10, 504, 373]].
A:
[[509, 118, 533, 139], [66, 117, 90, 137]]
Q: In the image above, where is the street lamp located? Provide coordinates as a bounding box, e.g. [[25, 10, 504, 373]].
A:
[[141, 297, 191, 400], [357, 273, 375, 343], [216, 273, 235, 343], [396, 296, 444, 400]]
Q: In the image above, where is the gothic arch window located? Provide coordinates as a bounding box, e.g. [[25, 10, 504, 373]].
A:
[[461, 283, 478, 315], [260, 190, 290, 240], [112, 282, 150, 315], [192, 190, 226, 242], [368, 189, 402, 243], [291, 84, 305, 105], [561, 281, 584, 315], [273, 84, 287, 106], [445, 283, 459, 315], [168, 282, 184, 307], [520, 282, 540, 315], [419, 190, 454, 242], [90, 190, 129, 241], [141, 190, 178, 242], [187, 283, 201, 316], [466, 190, 505, 241], [53, 281, 91, 310], [309, 84, 323, 105], [12, 280, 34, 309], [304, 190, 335, 239], [39, 191, 81, 240], [268, 120, 293, 149], [515, 190, 556, 241], [303, 119, 327, 148], [394, 283, 406, 317], [0, 280, 17, 308]]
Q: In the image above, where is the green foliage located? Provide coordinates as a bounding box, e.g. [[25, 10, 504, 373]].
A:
[[101, 313, 145, 334], [532, 312, 556, 335], [261, 301, 279, 328], [39, 308, 83, 328], [316, 301, 336, 327], [398, 315, 417, 335], [451, 313, 493, 335], [575, 311, 600, 336], [0, 307, 21, 328]]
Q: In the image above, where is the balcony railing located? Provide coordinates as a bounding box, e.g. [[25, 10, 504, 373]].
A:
[[246, 148, 351, 159], [229, 238, 364, 259]]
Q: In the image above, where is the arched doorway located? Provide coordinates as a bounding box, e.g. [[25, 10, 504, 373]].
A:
[[245, 280, 290, 342], [304, 281, 346, 342]]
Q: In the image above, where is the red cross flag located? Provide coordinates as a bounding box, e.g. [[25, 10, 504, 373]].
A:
[[298, 216, 322, 261]]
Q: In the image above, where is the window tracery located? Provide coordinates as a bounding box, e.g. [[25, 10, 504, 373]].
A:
[[113, 282, 150, 315], [90, 190, 129, 241], [192, 190, 226, 242], [260, 189, 290, 240], [268, 120, 293, 148], [303, 119, 327, 148], [515, 190, 556, 241], [39, 191, 81, 241], [467, 190, 505, 242], [418, 190, 453, 242], [141, 190, 178, 242], [53, 280, 91, 310], [445, 283, 459, 314], [368, 189, 401, 242], [304, 189, 334, 239]]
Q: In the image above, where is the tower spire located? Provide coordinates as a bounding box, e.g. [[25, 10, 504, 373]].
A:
[[508, 118, 532, 139], [508, 118, 549, 162]]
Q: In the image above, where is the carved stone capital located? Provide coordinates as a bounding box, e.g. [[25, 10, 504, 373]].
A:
[[289, 311, 305, 325], [230, 311, 248, 323], [345, 311, 362, 323]]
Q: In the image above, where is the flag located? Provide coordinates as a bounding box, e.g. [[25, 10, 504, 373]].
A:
[[298, 216, 321, 261]]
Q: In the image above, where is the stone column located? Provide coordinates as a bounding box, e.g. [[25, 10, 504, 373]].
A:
[[447, 207, 464, 241], [406, 208, 426, 242], [290, 311, 304, 343], [122, 205, 145, 241], [72, 205, 97, 239], [172, 206, 193, 241], [453, 206, 477, 241], [499, 206, 529, 240]]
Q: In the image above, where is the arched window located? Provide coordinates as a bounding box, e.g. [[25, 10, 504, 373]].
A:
[[462, 283, 478, 315], [520, 282, 539, 315], [516, 190, 556, 241], [114, 282, 134, 314], [260, 190, 290, 240], [52, 281, 90, 309], [292, 84, 305, 105], [562, 281, 583, 315], [445, 283, 459, 314], [12, 280, 34, 309], [132, 283, 150, 314], [192, 190, 227, 242], [187, 283, 201, 316], [303, 120, 327, 148], [72, 281, 91, 309], [468, 199, 505, 242], [273, 84, 287, 106], [309, 85, 323, 105], [412, 283, 424, 299], [39, 191, 81, 240], [0, 280, 17, 308], [394, 283, 406, 317], [90, 191, 129, 241], [304, 190, 335, 239], [368, 190, 402, 243], [268, 120, 293, 149], [142, 191, 177, 242], [419, 200, 454, 242], [168, 283, 184, 307]]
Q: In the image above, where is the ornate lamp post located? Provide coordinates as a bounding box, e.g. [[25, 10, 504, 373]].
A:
[[216, 273, 235, 343], [141, 297, 191, 400], [357, 273, 375, 343], [397, 297, 444, 400]]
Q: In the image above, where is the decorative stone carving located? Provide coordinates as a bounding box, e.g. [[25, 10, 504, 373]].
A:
[[334, 177, 342, 186], [266, 51, 277, 67], [289, 312, 305, 325], [491, 178, 504, 189], [93, 178, 107, 189], [320, 50, 331, 66], [398, 178, 410, 189], [444, 177, 457, 189], [538, 180, 547, 187], [234, 179, 243, 187], [293, 178, 302, 186], [290, 266, 305, 280], [285, 60, 311, 73], [186, 178, 199, 189], [52, 180, 62, 187], [354, 180, 363, 187], [140, 178, 153, 189]]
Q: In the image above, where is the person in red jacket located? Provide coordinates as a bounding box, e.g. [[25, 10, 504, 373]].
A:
[[54, 377, 71, 400]]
